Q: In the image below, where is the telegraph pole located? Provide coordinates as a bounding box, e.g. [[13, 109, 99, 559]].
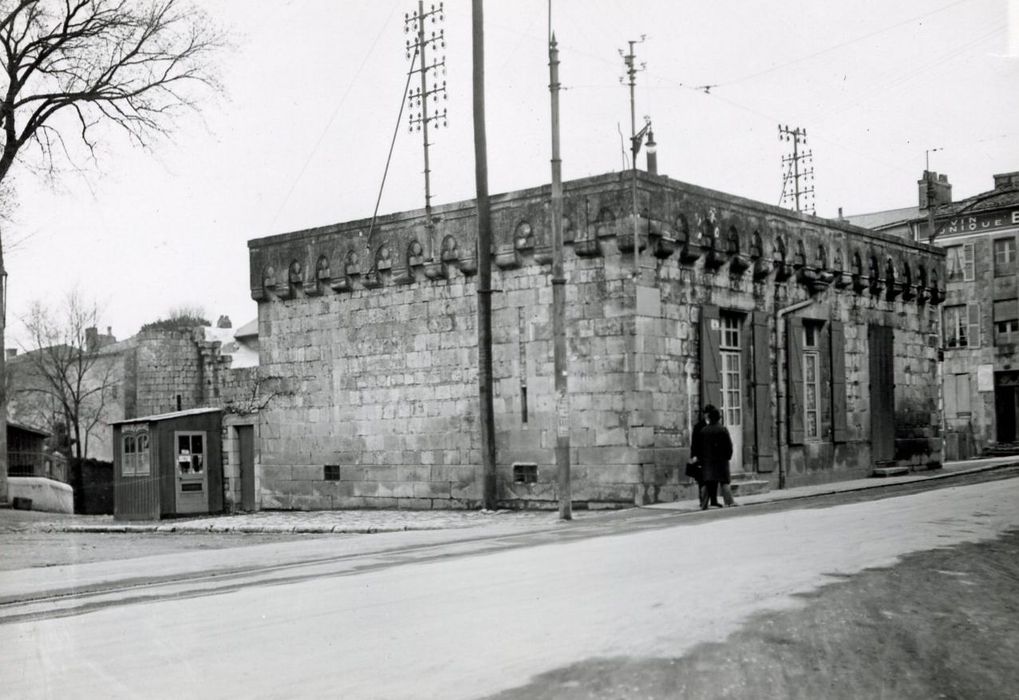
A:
[[472, 0, 497, 510], [405, 1, 448, 257], [778, 124, 815, 215], [548, 19, 570, 520]]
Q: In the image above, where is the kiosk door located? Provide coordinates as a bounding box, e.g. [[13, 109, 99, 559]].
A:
[[175, 431, 209, 514]]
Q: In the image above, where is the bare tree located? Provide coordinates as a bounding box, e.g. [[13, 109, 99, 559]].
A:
[[16, 289, 116, 461], [0, 0, 224, 499]]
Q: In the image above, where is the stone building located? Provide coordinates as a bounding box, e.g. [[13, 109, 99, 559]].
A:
[[248, 170, 946, 510], [847, 170, 1019, 459]]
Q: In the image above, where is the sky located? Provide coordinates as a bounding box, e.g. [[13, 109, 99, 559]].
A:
[[3, 0, 1018, 345]]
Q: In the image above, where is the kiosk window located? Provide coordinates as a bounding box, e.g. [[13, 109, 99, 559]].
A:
[[122, 430, 150, 477], [177, 433, 205, 474]]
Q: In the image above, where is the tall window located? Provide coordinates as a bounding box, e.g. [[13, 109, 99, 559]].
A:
[[994, 237, 1016, 277], [803, 322, 822, 440], [945, 243, 974, 282], [944, 303, 980, 348], [994, 298, 1019, 345], [122, 430, 150, 477], [720, 315, 742, 429]]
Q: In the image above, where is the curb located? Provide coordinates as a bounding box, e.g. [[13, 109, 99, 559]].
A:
[[9, 460, 1018, 534]]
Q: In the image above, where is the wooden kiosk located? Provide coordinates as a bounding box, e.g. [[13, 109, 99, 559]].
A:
[[112, 408, 224, 521]]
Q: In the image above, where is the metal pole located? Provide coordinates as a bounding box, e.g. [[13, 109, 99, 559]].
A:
[[549, 29, 571, 520], [792, 129, 801, 213], [626, 41, 640, 278], [472, 0, 497, 510], [417, 0, 433, 224]]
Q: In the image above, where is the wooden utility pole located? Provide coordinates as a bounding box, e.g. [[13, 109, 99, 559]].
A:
[[549, 26, 571, 520], [472, 0, 497, 510]]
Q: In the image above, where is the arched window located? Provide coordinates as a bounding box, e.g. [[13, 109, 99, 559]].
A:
[[727, 226, 740, 256], [750, 231, 764, 259], [122, 430, 150, 477]]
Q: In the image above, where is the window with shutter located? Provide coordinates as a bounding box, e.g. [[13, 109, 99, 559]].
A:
[[830, 322, 848, 442], [752, 312, 775, 472], [786, 317, 805, 445], [963, 242, 975, 281], [967, 302, 980, 348], [993, 298, 1019, 345], [699, 305, 722, 411]]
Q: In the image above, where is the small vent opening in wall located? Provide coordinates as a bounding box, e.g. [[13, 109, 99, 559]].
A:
[[324, 465, 340, 481], [513, 462, 538, 484]]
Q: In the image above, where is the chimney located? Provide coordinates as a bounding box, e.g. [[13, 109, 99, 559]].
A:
[[645, 128, 658, 176], [85, 326, 99, 352], [217, 315, 232, 329], [993, 171, 1019, 190], [918, 170, 952, 208]]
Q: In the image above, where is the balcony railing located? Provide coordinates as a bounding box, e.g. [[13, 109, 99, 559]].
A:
[[7, 450, 69, 483]]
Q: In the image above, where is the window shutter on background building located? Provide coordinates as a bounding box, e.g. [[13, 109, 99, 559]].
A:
[[963, 242, 975, 281], [830, 321, 848, 443], [700, 304, 722, 411], [752, 311, 775, 472], [786, 317, 805, 445], [967, 303, 980, 348]]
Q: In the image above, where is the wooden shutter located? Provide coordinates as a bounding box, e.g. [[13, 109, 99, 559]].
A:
[[830, 321, 848, 443], [786, 317, 805, 445], [699, 305, 722, 410], [963, 242, 975, 281], [967, 302, 980, 348], [753, 311, 775, 472]]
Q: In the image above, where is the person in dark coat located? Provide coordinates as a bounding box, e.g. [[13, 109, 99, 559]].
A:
[[690, 405, 733, 510]]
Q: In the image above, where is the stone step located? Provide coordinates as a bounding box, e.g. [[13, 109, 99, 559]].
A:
[[729, 478, 770, 496], [872, 465, 909, 477]]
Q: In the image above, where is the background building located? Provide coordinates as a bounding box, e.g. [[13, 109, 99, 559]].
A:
[[847, 170, 1019, 459]]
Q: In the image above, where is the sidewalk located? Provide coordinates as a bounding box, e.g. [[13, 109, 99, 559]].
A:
[[644, 455, 1019, 512], [2, 456, 1017, 535]]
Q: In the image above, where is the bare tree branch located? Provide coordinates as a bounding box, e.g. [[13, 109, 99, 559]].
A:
[[0, 0, 225, 184], [15, 288, 117, 460]]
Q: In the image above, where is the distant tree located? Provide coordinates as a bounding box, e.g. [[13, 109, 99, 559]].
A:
[[0, 0, 225, 499], [140, 303, 210, 332], [17, 289, 116, 461]]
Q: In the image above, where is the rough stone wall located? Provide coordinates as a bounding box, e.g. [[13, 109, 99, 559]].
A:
[[249, 172, 946, 510], [130, 330, 205, 417]]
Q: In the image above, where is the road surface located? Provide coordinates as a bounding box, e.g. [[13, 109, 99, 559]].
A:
[[2, 476, 1017, 699]]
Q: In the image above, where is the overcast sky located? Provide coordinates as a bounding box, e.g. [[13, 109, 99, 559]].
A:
[[4, 0, 1018, 344]]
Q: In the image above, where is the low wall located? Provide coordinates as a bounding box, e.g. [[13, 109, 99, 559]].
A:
[[8, 477, 74, 514]]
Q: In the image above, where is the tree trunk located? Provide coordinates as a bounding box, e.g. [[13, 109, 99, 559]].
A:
[[0, 239, 8, 504]]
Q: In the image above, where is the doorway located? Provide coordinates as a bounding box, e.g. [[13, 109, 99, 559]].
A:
[[995, 372, 1019, 444], [237, 425, 256, 511], [868, 325, 895, 462]]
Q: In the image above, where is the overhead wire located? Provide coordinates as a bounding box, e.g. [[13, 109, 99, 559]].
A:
[[364, 49, 419, 272], [714, 0, 981, 88], [269, 4, 398, 230]]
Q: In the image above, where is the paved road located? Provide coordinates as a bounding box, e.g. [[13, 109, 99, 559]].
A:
[[2, 472, 1017, 699]]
